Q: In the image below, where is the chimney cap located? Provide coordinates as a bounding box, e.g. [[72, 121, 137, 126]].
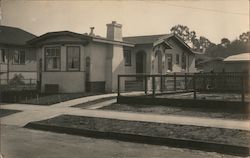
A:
[[107, 21, 122, 28], [89, 27, 95, 36]]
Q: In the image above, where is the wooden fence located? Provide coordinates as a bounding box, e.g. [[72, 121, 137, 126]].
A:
[[118, 72, 249, 102]]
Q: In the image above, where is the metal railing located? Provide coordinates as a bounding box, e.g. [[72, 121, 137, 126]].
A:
[[118, 72, 249, 102]]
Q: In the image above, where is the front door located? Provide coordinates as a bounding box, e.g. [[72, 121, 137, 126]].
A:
[[136, 51, 146, 80]]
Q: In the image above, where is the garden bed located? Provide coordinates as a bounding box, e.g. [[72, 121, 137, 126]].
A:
[[0, 109, 21, 117], [2, 92, 105, 105], [25, 115, 250, 156], [101, 103, 249, 120]]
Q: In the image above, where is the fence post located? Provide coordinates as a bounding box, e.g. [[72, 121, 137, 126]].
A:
[[174, 72, 176, 91], [30, 78, 32, 85], [241, 75, 245, 103], [118, 75, 120, 97], [193, 74, 196, 100], [144, 76, 148, 95], [185, 73, 187, 91], [160, 75, 163, 92], [152, 76, 155, 97]]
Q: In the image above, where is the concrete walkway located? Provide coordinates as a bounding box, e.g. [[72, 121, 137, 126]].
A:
[[1, 93, 250, 131]]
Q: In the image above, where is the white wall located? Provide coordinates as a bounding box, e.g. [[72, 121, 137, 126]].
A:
[[42, 72, 85, 93]]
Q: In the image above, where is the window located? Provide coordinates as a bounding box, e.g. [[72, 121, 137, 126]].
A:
[[13, 50, 25, 64], [181, 54, 187, 70], [176, 54, 180, 65], [45, 47, 61, 71], [67, 46, 80, 71], [166, 54, 173, 71], [0, 49, 6, 63], [123, 50, 131, 66]]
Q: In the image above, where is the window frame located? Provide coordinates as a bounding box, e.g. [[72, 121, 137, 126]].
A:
[[166, 54, 173, 71], [176, 54, 180, 65], [66, 46, 81, 71], [0, 48, 6, 63], [181, 53, 187, 70], [13, 49, 25, 65], [123, 50, 132, 66], [44, 46, 61, 71]]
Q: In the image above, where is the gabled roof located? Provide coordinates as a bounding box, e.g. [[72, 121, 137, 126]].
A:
[[123, 33, 194, 54], [223, 53, 250, 62], [0, 25, 36, 46], [123, 34, 168, 45], [28, 31, 134, 47], [197, 57, 224, 65]]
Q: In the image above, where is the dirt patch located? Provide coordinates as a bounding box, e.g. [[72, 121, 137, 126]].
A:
[[101, 103, 249, 120], [0, 109, 21, 117], [27, 115, 250, 147]]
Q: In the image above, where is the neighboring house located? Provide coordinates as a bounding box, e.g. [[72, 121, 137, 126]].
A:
[[0, 25, 37, 86], [28, 21, 196, 93], [196, 53, 250, 73], [196, 57, 225, 72], [223, 53, 250, 73], [123, 34, 196, 75]]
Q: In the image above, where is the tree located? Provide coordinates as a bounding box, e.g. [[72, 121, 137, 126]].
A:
[[220, 38, 230, 48], [239, 31, 250, 43], [170, 25, 196, 46]]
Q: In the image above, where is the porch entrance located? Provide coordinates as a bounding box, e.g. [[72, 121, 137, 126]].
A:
[[136, 51, 146, 81]]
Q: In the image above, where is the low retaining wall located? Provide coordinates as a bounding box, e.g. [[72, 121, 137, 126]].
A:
[[25, 121, 249, 157], [117, 96, 250, 112]]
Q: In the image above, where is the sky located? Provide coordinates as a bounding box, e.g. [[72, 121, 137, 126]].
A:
[[1, 0, 249, 44]]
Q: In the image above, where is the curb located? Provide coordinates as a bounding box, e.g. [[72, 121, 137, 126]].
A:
[[25, 122, 249, 157]]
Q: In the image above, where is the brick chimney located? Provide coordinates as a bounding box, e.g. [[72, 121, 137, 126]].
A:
[[106, 21, 122, 41]]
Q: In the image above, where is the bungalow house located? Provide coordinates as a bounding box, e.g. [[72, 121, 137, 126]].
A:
[[196, 57, 225, 72], [0, 25, 37, 86], [27, 21, 196, 93], [196, 53, 250, 73], [223, 53, 250, 73]]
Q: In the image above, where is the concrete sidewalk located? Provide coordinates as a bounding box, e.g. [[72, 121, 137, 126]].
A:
[[1, 93, 250, 131]]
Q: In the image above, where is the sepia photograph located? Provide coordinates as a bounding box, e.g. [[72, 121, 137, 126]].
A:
[[0, 0, 249, 157]]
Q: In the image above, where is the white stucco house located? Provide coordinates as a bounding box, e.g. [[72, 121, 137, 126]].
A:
[[27, 21, 196, 93]]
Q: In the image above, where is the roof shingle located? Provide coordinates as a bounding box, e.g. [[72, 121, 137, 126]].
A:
[[0, 25, 36, 46]]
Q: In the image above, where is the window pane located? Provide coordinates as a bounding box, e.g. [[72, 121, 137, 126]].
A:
[[67, 46, 80, 70], [166, 54, 172, 71], [0, 49, 5, 63], [182, 54, 186, 70], [20, 51, 25, 64], [13, 50, 19, 64], [45, 47, 60, 71], [124, 50, 131, 66]]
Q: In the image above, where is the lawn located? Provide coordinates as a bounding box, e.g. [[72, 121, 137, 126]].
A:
[[10, 92, 106, 105], [73, 96, 116, 108], [26, 115, 249, 148], [101, 103, 249, 120], [0, 109, 21, 117]]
